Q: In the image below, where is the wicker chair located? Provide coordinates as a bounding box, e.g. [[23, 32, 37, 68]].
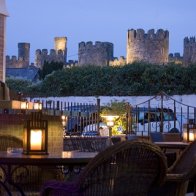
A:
[[0, 135, 58, 195], [70, 136, 111, 152], [0, 134, 23, 150], [150, 132, 177, 167], [150, 140, 196, 196], [41, 141, 167, 196]]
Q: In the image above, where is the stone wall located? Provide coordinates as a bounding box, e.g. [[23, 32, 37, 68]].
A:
[[35, 37, 67, 68], [109, 56, 126, 66], [0, 14, 5, 82], [78, 41, 114, 66], [6, 42, 30, 68], [126, 29, 169, 65], [183, 36, 196, 66], [35, 49, 66, 68], [168, 53, 183, 65]]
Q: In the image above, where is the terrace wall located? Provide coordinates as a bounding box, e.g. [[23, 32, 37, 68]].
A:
[[0, 113, 63, 156]]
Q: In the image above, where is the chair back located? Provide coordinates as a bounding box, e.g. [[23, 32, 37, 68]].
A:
[[70, 136, 111, 152], [168, 140, 196, 176], [78, 140, 167, 195], [0, 134, 23, 151], [150, 132, 164, 142]]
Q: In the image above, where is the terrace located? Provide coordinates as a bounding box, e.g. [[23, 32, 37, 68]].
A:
[[0, 90, 196, 195]]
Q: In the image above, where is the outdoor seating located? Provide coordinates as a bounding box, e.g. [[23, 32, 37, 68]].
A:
[[0, 134, 23, 150], [41, 140, 167, 196], [0, 135, 60, 195], [70, 136, 111, 152], [150, 132, 178, 167], [150, 132, 164, 142], [163, 133, 182, 142], [150, 140, 196, 196]]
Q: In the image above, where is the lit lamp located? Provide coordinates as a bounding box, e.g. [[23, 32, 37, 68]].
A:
[[33, 102, 42, 110], [20, 101, 28, 109], [23, 112, 48, 155], [101, 115, 119, 137], [61, 115, 68, 127], [183, 130, 196, 142]]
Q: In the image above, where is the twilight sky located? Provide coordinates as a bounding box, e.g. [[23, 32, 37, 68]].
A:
[[5, 0, 196, 63]]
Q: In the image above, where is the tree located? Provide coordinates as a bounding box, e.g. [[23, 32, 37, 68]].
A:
[[39, 61, 64, 79]]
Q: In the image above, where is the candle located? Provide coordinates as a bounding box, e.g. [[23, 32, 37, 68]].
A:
[[30, 130, 42, 150]]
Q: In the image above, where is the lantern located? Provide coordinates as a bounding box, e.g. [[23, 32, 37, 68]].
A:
[[101, 115, 119, 137], [23, 112, 48, 155]]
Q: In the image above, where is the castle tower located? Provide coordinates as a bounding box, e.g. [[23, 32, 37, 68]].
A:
[[126, 29, 169, 65], [18, 42, 30, 66], [54, 37, 67, 63], [78, 41, 114, 66], [183, 36, 196, 66], [0, 0, 8, 82]]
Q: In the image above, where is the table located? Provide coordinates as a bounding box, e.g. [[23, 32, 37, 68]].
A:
[[0, 151, 97, 195], [154, 142, 189, 167], [154, 142, 189, 150]]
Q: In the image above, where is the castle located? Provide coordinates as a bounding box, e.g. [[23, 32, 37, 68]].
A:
[[78, 41, 114, 66], [183, 36, 196, 66], [35, 37, 67, 68], [5, 29, 196, 71], [126, 29, 169, 65], [6, 43, 30, 68]]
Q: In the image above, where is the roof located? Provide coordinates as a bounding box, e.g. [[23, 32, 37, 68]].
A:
[[6, 66, 39, 82], [0, 0, 9, 16]]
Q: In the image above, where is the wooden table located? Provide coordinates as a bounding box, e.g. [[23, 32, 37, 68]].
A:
[[0, 150, 97, 195], [154, 142, 189, 150]]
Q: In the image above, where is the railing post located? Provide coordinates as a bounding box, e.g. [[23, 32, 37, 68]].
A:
[[97, 98, 100, 134]]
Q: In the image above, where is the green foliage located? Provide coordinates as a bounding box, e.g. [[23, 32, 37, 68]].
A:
[[39, 61, 64, 79], [6, 78, 32, 95], [6, 63, 196, 97], [101, 102, 127, 135]]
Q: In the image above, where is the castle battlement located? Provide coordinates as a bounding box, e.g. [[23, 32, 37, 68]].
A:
[[127, 28, 169, 65], [34, 36, 67, 68], [183, 36, 196, 66], [78, 41, 114, 66], [128, 28, 169, 41], [79, 41, 113, 50], [35, 49, 65, 56], [109, 56, 126, 67], [6, 42, 30, 68], [184, 36, 196, 44], [35, 48, 66, 68]]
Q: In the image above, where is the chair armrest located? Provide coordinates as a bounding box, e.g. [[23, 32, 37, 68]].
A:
[[41, 180, 80, 195], [166, 173, 187, 182]]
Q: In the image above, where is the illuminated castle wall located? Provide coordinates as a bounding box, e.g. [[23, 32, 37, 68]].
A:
[[35, 37, 67, 68], [78, 41, 113, 66], [6, 43, 30, 68], [183, 36, 196, 66], [126, 29, 169, 65]]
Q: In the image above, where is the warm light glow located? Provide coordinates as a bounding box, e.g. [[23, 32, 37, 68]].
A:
[[21, 101, 28, 109], [33, 102, 42, 110], [183, 130, 195, 142], [28, 102, 34, 110], [107, 121, 114, 127], [30, 130, 42, 150], [101, 115, 119, 128], [101, 115, 119, 121], [61, 115, 66, 120], [11, 100, 21, 109]]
